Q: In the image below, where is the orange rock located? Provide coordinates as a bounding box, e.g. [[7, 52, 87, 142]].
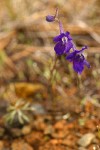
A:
[[54, 120, 66, 130], [11, 140, 33, 150], [24, 131, 42, 145]]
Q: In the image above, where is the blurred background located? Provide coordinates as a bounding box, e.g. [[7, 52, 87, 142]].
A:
[[0, 0, 100, 149]]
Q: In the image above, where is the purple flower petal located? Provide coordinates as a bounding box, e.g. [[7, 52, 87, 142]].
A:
[[73, 61, 84, 74], [66, 51, 76, 61], [84, 60, 90, 68], [53, 33, 65, 42], [65, 32, 72, 40], [64, 41, 73, 53], [75, 54, 85, 62], [54, 41, 65, 55]]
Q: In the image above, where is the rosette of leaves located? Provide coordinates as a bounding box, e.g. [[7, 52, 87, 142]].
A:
[[4, 99, 34, 125]]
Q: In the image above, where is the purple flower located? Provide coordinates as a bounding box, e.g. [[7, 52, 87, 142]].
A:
[[46, 9, 90, 74], [66, 46, 90, 74], [54, 32, 73, 56]]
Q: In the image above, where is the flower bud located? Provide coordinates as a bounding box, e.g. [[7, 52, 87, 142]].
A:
[[46, 15, 55, 22]]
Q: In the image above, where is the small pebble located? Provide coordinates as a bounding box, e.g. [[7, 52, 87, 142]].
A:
[[22, 125, 31, 135], [78, 133, 95, 147], [11, 140, 33, 150]]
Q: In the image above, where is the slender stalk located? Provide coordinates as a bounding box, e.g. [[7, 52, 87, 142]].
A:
[[49, 54, 58, 83]]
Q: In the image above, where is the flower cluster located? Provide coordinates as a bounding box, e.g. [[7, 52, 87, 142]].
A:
[[46, 9, 90, 74]]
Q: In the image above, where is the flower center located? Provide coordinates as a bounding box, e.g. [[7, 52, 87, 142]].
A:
[[62, 36, 67, 45]]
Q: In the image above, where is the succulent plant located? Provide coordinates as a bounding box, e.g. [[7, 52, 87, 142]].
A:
[[4, 99, 34, 124]]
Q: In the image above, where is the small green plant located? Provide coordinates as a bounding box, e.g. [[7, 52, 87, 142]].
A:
[[4, 99, 34, 124]]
